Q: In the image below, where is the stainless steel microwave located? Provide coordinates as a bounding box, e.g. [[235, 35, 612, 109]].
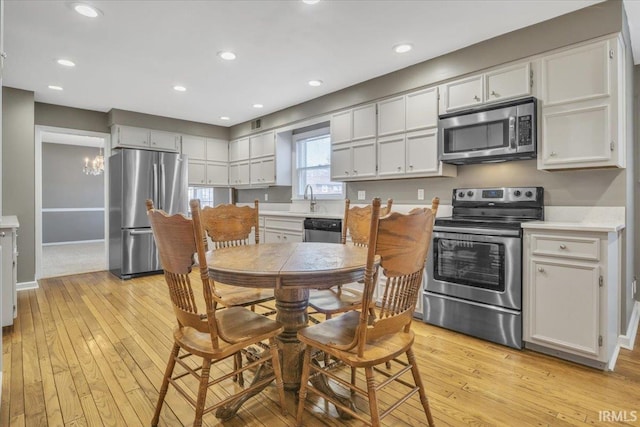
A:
[[438, 97, 537, 165]]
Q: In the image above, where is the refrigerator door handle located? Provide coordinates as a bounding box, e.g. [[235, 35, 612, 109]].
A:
[[129, 229, 154, 235], [160, 162, 166, 211], [153, 163, 159, 209]]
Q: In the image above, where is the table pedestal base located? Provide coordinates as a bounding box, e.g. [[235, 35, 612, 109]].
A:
[[275, 288, 309, 390]]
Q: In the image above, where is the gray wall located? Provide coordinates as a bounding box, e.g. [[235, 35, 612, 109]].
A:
[[2, 87, 35, 283], [42, 143, 104, 243], [236, 186, 293, 204], [35, 102, 109, 134], [108, 109, 229, 139]]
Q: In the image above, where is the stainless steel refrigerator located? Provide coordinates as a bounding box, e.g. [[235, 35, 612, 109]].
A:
[[109, 149, 188, 279]]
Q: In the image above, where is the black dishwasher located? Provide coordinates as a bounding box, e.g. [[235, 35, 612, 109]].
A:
[[303, 218, 342, 243]]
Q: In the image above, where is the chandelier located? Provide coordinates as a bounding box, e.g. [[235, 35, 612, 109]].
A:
[[83, 147, 104, 176]]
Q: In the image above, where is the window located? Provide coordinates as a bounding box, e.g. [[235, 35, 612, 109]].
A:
[[294, 127, 344, 199], [188, 187, 215, 208]]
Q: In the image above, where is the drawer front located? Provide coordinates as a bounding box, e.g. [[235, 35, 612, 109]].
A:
[[264, 217, 303, 232], [530, 233, 600, 261]]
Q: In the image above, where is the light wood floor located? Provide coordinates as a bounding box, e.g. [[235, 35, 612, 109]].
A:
[[2, 271, 639, 426]]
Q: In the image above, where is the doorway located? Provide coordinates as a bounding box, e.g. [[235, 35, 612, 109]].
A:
[[35, 126, 111, 279]]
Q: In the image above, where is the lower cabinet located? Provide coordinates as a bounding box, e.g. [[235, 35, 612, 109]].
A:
[[523, 227, 621, 369], [1, 218, 19, 327], [262, 216, 304, 244]]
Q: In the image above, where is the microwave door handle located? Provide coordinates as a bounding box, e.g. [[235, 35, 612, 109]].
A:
[[509, 116, 516, 150]]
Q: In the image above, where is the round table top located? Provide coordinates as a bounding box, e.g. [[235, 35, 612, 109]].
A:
[[206, 242, 378, 289]]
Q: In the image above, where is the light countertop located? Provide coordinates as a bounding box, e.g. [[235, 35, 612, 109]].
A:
[[0, 216, 20, 228], [522, 221, 624, 233], [521, 206, 626, 233]]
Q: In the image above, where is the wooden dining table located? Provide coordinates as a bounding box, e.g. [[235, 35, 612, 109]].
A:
[[206, 241, 378, 391]]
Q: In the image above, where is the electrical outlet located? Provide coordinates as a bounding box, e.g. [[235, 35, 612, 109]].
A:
[[357, 190, 366, 200], [417, 189, 425, 200], [264, 193, 268, 201], [633, 278, 637, 298]]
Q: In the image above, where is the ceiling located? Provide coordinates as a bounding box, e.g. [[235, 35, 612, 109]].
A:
[[6, 0, 632, 128]]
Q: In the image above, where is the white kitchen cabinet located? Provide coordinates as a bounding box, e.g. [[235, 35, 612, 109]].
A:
[[523, 227, 621, 370], [377, 134, 406, 177], [439, 62, 532, 113], [330, 110, 352, 144], [229, 137, 250, 162], [331, 139, 376, 180], [229, 161, 250, 186], [249, 130, 275, 158], [262, 216, 303, 244], [352, 104, 376, 140], [250, 158, 275, 185], [1, 217, 19, 327], [406, 88, 439, 131], [330, 143, 352, 180], [112, 125, 180, 152], [377, 96, 405, 136], [539, 37, 624, 170], [183, 136, 228, 186]]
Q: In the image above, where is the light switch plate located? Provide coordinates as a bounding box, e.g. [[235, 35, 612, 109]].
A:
[[357, 190, 366, 200], [418, 189, 424, 200]]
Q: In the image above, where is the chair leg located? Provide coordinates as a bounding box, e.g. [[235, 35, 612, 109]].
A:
[[151, 343, 180, 426], [350, 367, 357, 395], [193, 358, 212, 427], [407, 348, 435, 427], [296, 348, 313, 427], [365, 366, 381, 427], [323, 313, 332, 367], [268, 337, 287, 415], [233, 352, 244, 386]]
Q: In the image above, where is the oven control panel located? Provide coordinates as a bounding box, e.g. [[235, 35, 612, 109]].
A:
[[453, 187, 542, 203]]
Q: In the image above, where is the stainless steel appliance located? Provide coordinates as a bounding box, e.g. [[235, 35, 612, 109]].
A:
[[303, 218, 342, 243], [423, 186, 544, 349], [109, 148, 188, 279], [438, 97, 536, 164]]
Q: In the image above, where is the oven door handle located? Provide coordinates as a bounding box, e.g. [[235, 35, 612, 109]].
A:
[[433, 226, 521, 237]]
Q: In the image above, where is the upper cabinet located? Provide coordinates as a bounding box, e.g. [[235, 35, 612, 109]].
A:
[[112, 125, 180, 152], [330, 103, 377, 181], [182, 135, 228, 186], [439, 62, 532, 113], [538, 36, 625, 170], [230, 130, 291, 187]]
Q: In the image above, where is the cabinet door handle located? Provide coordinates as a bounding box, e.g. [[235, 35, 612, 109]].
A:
[[491, 90, 498, 97], [537, 267, 544, 273], [397, 166, 402, 171], [473, 95, 480, 101], [559, 244, 566, 249], [283, 235, 287, 240], [0, 232, 5, 237], [550, 152, 557, 157]]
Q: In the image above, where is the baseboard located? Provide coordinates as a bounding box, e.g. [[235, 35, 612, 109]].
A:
[[42, 239, 105, 247], [618, 301, 640, 350], [17, 281, 39, 291]]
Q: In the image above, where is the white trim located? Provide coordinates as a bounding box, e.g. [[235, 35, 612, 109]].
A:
[[35, 125, 111, 280], [619, 300, 640, 350], [17, 281, 38, 291], [42, 239, 105, 247], [42, 207, 105, 213]]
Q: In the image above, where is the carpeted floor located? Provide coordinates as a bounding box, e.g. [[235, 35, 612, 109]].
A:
[[41, 241, 106, 278]]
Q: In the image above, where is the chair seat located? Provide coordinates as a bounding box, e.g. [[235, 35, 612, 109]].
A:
[[175, 307, 283, 359], [308, 287, 363, 314], [214, 282, 274, 308], [298, 311, 414, 367]]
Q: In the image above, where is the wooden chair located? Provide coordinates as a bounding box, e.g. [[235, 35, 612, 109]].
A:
[[195, 199, 275, 313], [307, 198, 393, 322], [146, 200, 286, 427], [296, 197, 439, 427]]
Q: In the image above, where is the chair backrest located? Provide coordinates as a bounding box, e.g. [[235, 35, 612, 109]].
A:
[[146, 199, 221, 348], [353, 197, 437, 357], [199, 199, 259, 249], [341, 198, 393, 246]]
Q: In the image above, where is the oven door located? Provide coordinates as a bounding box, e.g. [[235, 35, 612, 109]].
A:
[[425, 229, 521, 310]]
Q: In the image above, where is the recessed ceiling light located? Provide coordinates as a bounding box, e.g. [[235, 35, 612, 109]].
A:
[[308, 80, 323, 87], [302, 0, 320, 4], [253, 104, 263, 109], [48, 85, 63, 91], [393, 43, 413, 54], [173, 85, 186, 92], [73, 3, 101, 18], [218, 51, 237, 61], [220, 116, 230, 121], [57, 59, 76, 67]]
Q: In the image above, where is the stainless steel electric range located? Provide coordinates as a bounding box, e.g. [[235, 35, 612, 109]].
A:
[[423, 186, 544, 349]]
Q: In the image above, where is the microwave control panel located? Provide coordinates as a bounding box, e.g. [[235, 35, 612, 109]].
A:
[[518, 116, 533, 146]]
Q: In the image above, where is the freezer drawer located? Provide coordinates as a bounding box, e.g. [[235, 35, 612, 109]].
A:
[[120, 228, 161, 278]]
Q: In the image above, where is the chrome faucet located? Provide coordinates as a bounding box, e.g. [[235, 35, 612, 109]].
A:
[[304, 184, 317, 212]]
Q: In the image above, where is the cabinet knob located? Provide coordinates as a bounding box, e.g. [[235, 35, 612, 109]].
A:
[[409, 165, 413, 169], [0, 232, 5, 237], [345, 171, 349, 175], [473, 95, 480, 101], [397, 166, 402, 171], [353, 170, 358, 174], [559, 244, 566, 249], [538, 267, 545, 273], [283, 235, 287, 240], [550, 152, 557, 157], [491, 90, 498, 97]]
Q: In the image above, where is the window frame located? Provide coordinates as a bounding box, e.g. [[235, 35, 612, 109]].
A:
[[292, 126, 344, 201]]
